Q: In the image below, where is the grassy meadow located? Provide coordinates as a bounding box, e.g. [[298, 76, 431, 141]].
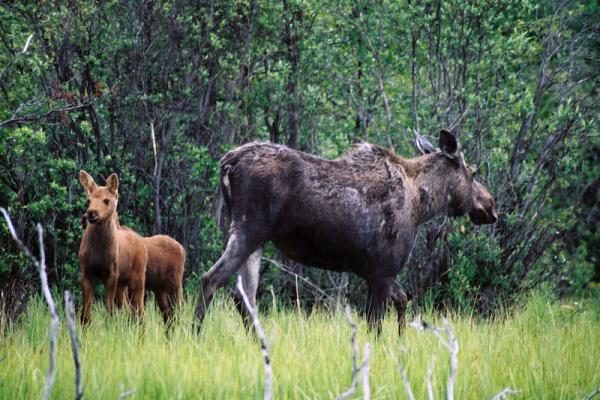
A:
[[1, 294, 599, 399]]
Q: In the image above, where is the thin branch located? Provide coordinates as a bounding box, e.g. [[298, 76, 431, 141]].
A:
[[427, 356, 436, 400], [409, 316, 458, 400], [0, 101, 93, 128], [584, 387, 600, 400], [336, 305, 371, 400], [150, 120, 158, 176], [263, 257, 333, 301], [65, 291, 83, 400], [336, 305, 359, 400], [118, 389, 136, 399], [491, 387, 521, 400], [1, 208, 58, 400], [236, 276, 272, 400], [399, 364, 416, 400], [361, 343, 371, 400]]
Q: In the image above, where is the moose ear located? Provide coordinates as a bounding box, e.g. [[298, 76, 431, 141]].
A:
[[415, 132, 436, 155], [106, 173, 119, 194], [79, 170, 96, 193], [439, 129, 458, 158]]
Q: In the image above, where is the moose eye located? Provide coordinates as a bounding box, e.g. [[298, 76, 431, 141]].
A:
[[103, 199, 109, 205]]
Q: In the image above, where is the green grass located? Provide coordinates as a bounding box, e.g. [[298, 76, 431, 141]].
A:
[[1, 294, 599, 399]]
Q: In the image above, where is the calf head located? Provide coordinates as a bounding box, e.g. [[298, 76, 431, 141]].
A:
[[79, 170, 119, 224], [419, 130, 498, 225]]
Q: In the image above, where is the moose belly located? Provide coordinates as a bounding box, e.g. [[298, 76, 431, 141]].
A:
[[272, 224, 374, 275]]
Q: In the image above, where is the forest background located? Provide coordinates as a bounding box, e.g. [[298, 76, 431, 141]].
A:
[[1, 0, 599, 320]]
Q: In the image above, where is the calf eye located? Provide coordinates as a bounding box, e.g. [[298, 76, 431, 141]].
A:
[[103, 199, 109, 205]]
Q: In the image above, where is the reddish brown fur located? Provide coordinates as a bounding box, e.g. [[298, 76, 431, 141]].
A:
[[140, 235, 185, 323], [78, 170, 147, 325]]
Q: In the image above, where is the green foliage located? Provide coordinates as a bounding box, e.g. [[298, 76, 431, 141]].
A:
[[0, 0, 598, 314]]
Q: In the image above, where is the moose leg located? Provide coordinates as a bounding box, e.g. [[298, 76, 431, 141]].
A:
[[156, 290, 174, 324], [105, 271, 118, 315], [128, 278, 145, 317], [115, 283, 128, 310], [81, 274, 95, 326], [234, 247, 263, 328], [195, 232, 258, 328], [390, 281, 409, 336], [366, 278, 393, 336]]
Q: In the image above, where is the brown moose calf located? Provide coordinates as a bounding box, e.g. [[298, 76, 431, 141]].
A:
[[115, 230, 186, 323], [78, 170, 147, 325], [83, 217, 186, 324], [141, 235, 185, 323]]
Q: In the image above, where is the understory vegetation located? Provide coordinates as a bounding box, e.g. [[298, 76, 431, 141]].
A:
[[1, 0, 599, 319], [1, 294, 599, 399]]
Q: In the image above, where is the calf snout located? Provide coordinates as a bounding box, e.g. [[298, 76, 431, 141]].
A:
[[86, 210, 99, 224]]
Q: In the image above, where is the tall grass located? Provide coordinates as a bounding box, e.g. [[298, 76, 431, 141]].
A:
[[1, 294, 598, 399]]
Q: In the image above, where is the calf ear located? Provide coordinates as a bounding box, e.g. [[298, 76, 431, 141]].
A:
[[79, 170, 96, 194], [439, 129, 458, 158], [106, 173, 119, 194]]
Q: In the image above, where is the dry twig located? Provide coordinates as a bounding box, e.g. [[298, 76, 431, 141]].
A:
[[409, 316, 458, 400], [491, 387, 521, 399], [1, 208, 58, 400], [336, 305, 371, 400], [65, 290, 83, 400], [236, 275, 273, 400], [583, 387, 600, 400]]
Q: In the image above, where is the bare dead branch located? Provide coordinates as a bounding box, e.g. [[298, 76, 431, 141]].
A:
[[336, 305, 371, 400], [0, 34, 33, 81], [0, 102, 93, 128], [491, 387, 521, 400], [361, 343, 371, 400], [263, 257, 333, 301], [1, 207, 58, 400], [409, 316, 458, 400], [427, 356, 436, 400], [65, 291, 83, 400], [236, 275, 272, 400], [118, 389, 136, 399], [150, 120, 158, 176], [399, 362, 416, 400], [584, 387, 600, 400], [336, 305, 360, 400]]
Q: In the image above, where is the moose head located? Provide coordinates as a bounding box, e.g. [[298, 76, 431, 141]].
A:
[[417, 129, 498, 225], [79, 170, 119, 224]]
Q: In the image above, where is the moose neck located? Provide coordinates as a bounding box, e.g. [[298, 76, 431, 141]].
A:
[[410, 154, 454, 225], [86, 212, 118, 246]]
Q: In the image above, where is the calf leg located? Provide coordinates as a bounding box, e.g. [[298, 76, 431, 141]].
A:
[[156, 290, 174, 325], [116, 283, 128, 310], [366, 278, 393, 336], [128, 275, 145, 318], [234, 247, 263, 328], [105, 271, 118, 315], [195, 232, 259, 328], [390, 281, 409, 336], [81, 274, 95, 326]]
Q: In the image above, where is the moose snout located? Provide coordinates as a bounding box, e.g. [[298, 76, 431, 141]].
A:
[[86, 210, 99, 224]]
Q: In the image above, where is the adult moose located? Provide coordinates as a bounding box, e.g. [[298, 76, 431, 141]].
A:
[[195, 130, 497, 335]]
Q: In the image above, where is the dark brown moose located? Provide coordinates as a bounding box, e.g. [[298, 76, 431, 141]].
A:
[[78, 171, 147, 325], [195, 130, 497, 335]]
